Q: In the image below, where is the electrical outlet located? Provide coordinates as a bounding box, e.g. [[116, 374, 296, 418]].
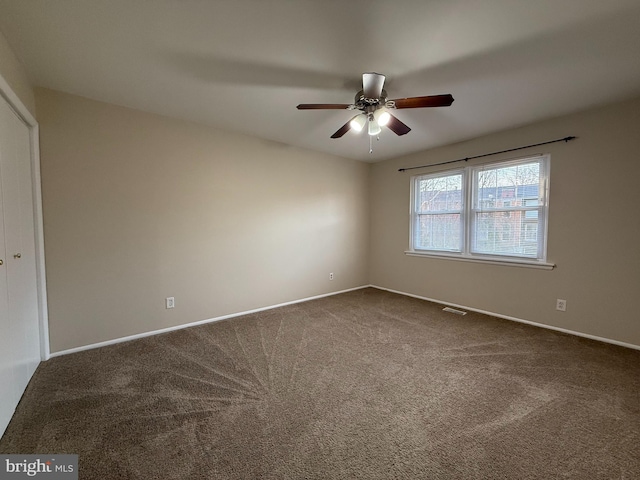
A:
[[556, 299, 566, 311], [166, 297, 175, 309], [329, 272, 334, 280]]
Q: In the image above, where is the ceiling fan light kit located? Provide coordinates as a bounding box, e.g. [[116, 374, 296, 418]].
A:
[[374, 109, 391, 127], [367, 116, 382, 136], [349, 114, 367, 132], [297, 72, 454, 151]]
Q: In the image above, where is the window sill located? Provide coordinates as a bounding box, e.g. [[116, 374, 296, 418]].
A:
[[404, 250, 555, 270]]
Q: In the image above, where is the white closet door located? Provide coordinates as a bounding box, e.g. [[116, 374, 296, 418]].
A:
[[0, 94, 40, 435], [0, 103, 14, 432]]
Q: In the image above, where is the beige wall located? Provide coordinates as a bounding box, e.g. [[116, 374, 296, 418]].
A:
[[370, 97, 640, 347], [36, 88, 370, 352], [0, 30, 35, 117], [34, 86, 640, 352]]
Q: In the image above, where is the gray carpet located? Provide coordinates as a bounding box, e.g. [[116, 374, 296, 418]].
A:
[[1, 287, 639, 479]]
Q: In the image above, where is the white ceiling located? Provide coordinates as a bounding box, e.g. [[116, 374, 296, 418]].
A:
[[1, 0, 640, 162]]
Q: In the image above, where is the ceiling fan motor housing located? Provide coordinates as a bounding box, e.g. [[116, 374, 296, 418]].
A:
[[355, 89, 387, 113]]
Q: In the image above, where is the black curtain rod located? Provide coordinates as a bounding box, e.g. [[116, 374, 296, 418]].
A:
[[398, 136, 576, 172]]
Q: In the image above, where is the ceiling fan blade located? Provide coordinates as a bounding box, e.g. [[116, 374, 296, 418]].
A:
[[362, 73, 386, 99], [297, 104, 352, 110], [331, 116, 360, 138], [385, 113, 411, 136], [391, 94, 454, 109]]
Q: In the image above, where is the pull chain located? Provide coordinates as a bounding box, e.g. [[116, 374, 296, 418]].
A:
[[369, 135, 380, 154]]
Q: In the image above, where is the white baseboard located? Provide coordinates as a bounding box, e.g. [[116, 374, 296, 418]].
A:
[[371, 285, 640, 351], [50, 285, 370, 358]]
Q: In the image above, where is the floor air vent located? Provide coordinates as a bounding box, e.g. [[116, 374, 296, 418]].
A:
[[443, 307, 467, 315]]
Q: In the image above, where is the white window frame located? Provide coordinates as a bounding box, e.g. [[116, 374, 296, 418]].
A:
[[407, 154, 554, 269], [409, 168, 465, 253]]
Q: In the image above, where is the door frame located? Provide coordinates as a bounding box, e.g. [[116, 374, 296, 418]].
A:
[[0, 74, 50, 360]]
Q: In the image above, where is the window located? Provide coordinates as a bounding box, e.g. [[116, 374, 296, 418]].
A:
[[412, 170, 464, 252], [409, 155, 550, 266]]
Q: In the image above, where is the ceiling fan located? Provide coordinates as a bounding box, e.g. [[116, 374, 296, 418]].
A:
[[297, 72, 454, 139]]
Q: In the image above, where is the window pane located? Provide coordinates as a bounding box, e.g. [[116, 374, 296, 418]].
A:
[[476, 162, 540, 210], [472, 159, 544, 259], [417, 174, 462, 212], [414, 172, 463, 252], [415, 213, 461, 251], [473, 211, 538, 257]]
